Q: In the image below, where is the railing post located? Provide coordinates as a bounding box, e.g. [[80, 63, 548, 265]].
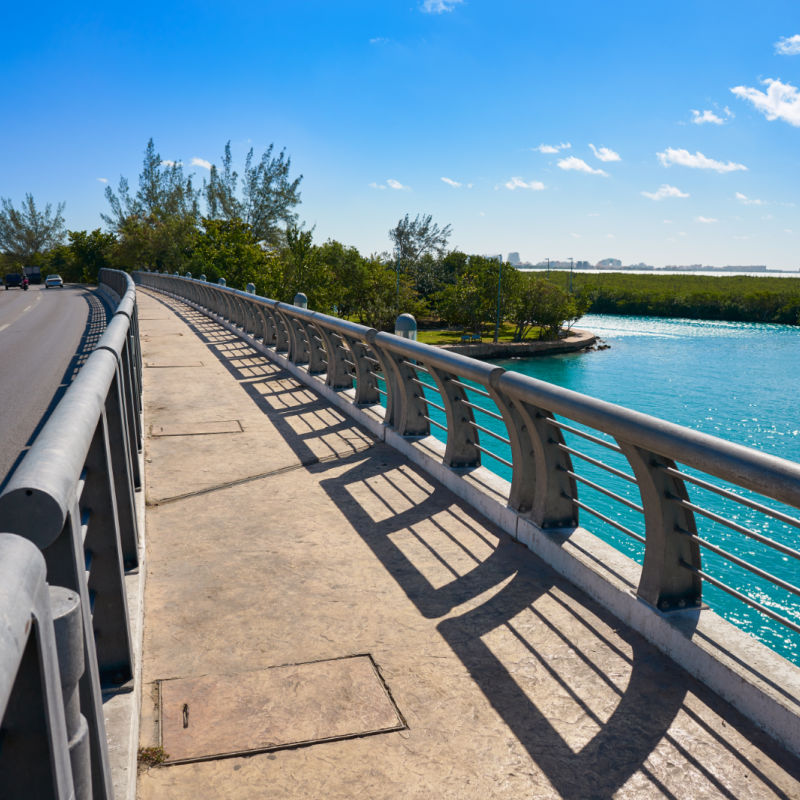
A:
[[303, 320, 328, 374], [618, 443, 702, 610], [51, 585, 92, 800], [0, 534, 74, 800], [82, 412, 134, 685], [314, 328, 348, 388], [426, 364, 480, 468], [102, 366, 139, 567], [365, 335, 399, 427], [344, 336, 379, 403], [381, 351, 429, 436]]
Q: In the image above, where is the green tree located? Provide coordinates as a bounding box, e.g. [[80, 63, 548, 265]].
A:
[[435, 256, 517, 335], [0, 194, 67, 263], [357, 257, 423, 330], [102, 139, 199, 273], [509, 276, 587, 340], [67, 229, 117, 283], [316, 239, 369, 318], [189, 218, 267, 290], [204, 141, 303, 248]]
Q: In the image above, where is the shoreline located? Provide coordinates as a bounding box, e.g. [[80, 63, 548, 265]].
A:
[[436, 327, 596, 360]]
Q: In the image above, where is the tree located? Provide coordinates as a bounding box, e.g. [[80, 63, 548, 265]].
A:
[[509, 276, 588, 340], [102, 139, 200, 273], [189, 218, 268, 290], [389, 213, 452, 271], [102, 139, 199, 229], [203, 141, 303, 248], [435, 256, 517, 335], [0, 194, 67, 262], [67, 229, 117, 283]]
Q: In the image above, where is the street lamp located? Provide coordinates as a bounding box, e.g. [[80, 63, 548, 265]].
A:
[[494, 255, 503, 343]]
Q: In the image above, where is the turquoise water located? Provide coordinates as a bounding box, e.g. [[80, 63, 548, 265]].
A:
[[404, 315, 800, 663]]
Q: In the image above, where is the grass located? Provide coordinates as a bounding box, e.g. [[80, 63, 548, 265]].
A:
[[416, 322, 545, 345], [137, 745, 169, 767]]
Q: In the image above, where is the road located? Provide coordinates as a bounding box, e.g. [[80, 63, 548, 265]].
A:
[[0, 283, 110, 490]]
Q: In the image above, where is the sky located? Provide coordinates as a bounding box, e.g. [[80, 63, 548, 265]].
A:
[[2, 0, 799, 269]]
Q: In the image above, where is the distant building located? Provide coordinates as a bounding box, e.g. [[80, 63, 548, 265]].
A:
[[596, 258, 622, 268], [507, 252, 521, 265]]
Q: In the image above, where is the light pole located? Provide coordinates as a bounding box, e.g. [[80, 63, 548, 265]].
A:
[[494, 255, 503, 343], [546, 256, 550, 277]]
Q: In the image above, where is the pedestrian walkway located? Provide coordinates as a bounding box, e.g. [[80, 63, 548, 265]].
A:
[[135, 290, 800, 799]]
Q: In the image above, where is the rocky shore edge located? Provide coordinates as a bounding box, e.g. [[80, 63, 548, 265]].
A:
[[437, 327, 597, 360]]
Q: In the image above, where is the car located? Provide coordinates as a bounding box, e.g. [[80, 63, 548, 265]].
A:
[[45, 274, 64, 288], [4, 273, 27, 290]]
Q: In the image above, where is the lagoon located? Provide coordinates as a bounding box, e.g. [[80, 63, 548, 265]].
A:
[[475, 315, 799, 663], [487, 314, 800, 664]]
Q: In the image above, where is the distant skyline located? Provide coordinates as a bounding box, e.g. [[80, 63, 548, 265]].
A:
[[2, 1, 799, 268]]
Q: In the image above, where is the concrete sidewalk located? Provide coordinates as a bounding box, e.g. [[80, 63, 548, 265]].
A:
[[136, 290, 800, 799]]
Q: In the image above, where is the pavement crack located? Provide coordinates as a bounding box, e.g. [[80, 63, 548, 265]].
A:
[[147, 442, 374, 506]]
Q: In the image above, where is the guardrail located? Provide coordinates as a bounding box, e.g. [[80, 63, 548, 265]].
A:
[[136, 273, 800, 642], [0, 269, 142, 800]]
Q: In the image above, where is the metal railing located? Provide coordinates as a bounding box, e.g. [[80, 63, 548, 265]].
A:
[[0, 269, 142, 800], [136, 272, 800, 648]]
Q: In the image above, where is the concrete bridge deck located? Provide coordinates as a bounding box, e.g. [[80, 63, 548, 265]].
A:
[[135, 290, 800, 799]]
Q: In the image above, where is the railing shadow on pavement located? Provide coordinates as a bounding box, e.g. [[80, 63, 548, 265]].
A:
[[147, 291, 800, 800]]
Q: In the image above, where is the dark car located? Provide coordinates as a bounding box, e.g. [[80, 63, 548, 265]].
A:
[[4, 273, 28, 290]]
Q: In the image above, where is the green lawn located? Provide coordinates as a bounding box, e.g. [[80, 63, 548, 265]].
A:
[[416, 323, 543, 345]]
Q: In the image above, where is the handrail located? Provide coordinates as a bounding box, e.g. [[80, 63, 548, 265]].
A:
[[0, 269, 142, 800], [136, 272, 799, 641]]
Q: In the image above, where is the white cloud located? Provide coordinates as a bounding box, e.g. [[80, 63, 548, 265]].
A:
[[642, 184, 690, 200], [663, 219, 673, 224], [97, 177, 108, 183], [369, 182, 387, 190], [441, 176, 462, 187], [735, 192, 765, 206], [691, 107, 733, 125], [557, 156, 608, 176], [775, 34, 800, 55], [386, 178, 409, 190], [191, 157, 212, 170], [160, 160, 183, 167], [605, 233, 615, 239], [570, 233, 581, 239], [657, 147, 747, 173], [731, 78, 800, 127], [695, 216, 718, 224], [785, 229, 794, 234], [421, 0, 463, 13], [370, 37, 389, 45], [589, 144, 621, 162], [504, 176, 545, 190], [533, 142, 571, 154]]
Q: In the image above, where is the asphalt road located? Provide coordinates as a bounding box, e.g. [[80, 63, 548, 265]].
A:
[[0, 283, 110, 490]]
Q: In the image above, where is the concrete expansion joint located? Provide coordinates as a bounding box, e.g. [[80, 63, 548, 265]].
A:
[[146, 442, 375, 506]]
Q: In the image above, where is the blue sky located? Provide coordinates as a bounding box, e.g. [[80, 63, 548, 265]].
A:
[[2, 1, 799, 268]]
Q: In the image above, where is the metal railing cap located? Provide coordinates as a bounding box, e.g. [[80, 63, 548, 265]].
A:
[[0, 349, 119, 547]]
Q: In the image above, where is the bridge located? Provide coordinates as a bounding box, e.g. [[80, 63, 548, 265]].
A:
[[1, 270, 799, 798]]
